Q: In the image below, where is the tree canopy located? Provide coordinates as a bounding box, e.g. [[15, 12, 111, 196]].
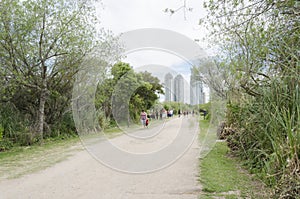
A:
[[201, 0, 300, 197], [96, 62, 164, 127], [0, 0, 119, 144]]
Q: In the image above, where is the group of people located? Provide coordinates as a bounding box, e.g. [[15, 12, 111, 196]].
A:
[[140, 109, 201, 128], [140, 109, 172, 128], [140, 110, 149, 128], [139, 109, 176, 128]]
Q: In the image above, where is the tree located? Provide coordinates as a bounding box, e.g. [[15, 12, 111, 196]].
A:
[[95, 62, 164, 126], [201, 0, 300, 196], [201, 0, 299, 97], [192, 60, 233, 100], [0, 0, 114, 142], [134, 71, 164, 110]]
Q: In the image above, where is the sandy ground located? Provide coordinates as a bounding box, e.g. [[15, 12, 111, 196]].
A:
[[0, 117, 201, 199]]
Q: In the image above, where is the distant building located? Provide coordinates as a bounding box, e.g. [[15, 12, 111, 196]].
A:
[[190, 73, 205, 105], [174, 74, 184, 103], [164, 73, 173, 102]]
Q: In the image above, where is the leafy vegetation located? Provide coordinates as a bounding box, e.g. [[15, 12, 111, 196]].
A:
[[0, 0, 120, 145], [95, 62, 164, 127], [201, 0, 300, 197], [1, 1, 298, 197], [0, 0, 164, 150]]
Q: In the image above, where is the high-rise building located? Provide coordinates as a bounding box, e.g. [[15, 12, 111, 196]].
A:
[[174, 74, 184, 103], [190, 72, 205, 105], [164, 73, 173, 102]]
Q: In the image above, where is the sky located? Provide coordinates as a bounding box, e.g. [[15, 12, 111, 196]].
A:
[[96, 0, 210, 103], [97, 0, 207, 39]]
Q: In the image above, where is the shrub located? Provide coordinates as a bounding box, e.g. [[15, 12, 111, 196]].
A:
[[49, 113, 77, 138], [225, 77, 300, 197], [0, 103, 33, 145]]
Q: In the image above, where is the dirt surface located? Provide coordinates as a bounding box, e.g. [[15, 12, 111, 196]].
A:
[[0, 117, 201, 199]]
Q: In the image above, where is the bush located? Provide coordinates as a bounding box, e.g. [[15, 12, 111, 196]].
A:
[[97, 110, 110, 130], [0, 124, 3, 141], [225, 77, 300, 197], [49, 113, 77, 138], [0, 103, 34, 145], [0, 125, 13, 151], [0, 139, 13, 151]]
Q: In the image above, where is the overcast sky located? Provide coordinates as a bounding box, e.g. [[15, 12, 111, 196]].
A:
[[97, 0, 206, 38], [96, 0, 210, 103]]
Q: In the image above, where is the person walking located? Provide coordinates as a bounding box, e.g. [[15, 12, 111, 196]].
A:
[[140, 110, 147, 128]]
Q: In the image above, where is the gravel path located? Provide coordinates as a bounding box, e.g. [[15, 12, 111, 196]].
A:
[[0, 117, 201, 199]]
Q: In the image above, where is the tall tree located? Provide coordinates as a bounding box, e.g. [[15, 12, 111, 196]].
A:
[[201, 0, 299, 97], [134, 71, 164, 110], [0, 0, 114, 141], [96, 62, 164, 126]]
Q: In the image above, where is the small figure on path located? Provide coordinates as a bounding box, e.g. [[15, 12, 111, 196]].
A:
[[167, 109, 173, 118], [203, 110, 207, 120], [140, 110, 147, 128]]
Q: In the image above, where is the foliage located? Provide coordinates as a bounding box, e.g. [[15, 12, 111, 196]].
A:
[[135, 71, 164, 110], [95, 62, 164, 127], [202, 0, 300, 197], [226, 78, 300, 195], [0, 124, 3, 141], [194, 59, 231, 100], [0, 103, 35, 145], [199, 102, 211, 120], [49, 113, 77, 138], [0, 0, 119, 144], [162, 101, 192, 113], [0, 124, 13, 151]]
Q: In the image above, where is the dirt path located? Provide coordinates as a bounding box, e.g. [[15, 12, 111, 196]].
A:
[[0, 117, 201, 199]]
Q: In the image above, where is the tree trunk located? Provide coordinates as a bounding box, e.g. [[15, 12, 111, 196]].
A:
[[37, 10, 47, 143], [37, 78, 47, 142]]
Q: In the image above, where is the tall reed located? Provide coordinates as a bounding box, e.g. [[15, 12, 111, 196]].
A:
[[226, 75, 300, 197]]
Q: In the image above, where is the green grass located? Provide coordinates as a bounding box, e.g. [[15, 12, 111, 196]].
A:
[[199, 119, 218, 159], [0, 126, 124, 180], [0, 118, 187, 181], [0, 136, 82, 180], [198, 120, 271, 199], [0, 125, 125, 180]]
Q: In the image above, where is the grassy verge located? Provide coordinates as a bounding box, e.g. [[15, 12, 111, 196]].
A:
[[0, 126, 125, 180], [0, 121, 166, 180], [0, 136, 82, 180], [199, 120, 271, 198]]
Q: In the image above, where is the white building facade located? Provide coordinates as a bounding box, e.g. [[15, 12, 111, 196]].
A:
[[190, 73, 205, 105], [164, 73, 173, 102], [174, 74, 184, 103]]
